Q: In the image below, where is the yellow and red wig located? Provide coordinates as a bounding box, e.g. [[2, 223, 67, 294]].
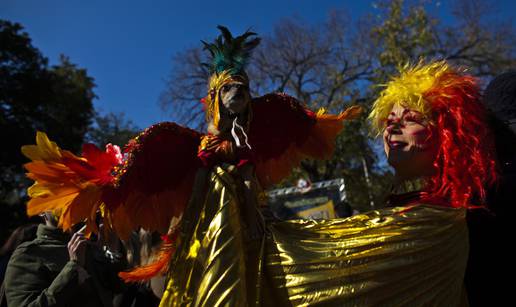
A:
[[369, 61, 497, 208]]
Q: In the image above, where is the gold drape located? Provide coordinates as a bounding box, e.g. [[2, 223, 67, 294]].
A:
[[161, 167, 469, 306]]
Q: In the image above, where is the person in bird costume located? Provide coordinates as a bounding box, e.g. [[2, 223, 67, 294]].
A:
[[20, 26, 360, 306], [21, 25, 493, 305]]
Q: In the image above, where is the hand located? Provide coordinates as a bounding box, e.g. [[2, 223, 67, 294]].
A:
[[199, 135, 235, 160], [68, 231, 87, 267]]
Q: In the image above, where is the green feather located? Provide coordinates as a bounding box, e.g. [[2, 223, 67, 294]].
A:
[[201, 25, 261, 76]]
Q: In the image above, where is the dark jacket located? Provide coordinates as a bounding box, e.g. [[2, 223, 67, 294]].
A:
[[3, 224, 121, 307]]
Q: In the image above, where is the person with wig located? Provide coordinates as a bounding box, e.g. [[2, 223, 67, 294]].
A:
[[369, 60, 497, 209], [261, 61, 496, 306]]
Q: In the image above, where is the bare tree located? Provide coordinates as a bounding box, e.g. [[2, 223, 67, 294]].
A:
[[371, 0, 516, 80], [160, 11, 374, 130], [443, 0, 516, 76], [159, 47, 209, 130], [250, 13, 374, 111], [159, 0, 516, 210]]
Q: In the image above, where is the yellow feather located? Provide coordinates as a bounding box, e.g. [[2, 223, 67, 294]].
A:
[[21, 131, 62, 161], [316, 107, 326, 116]]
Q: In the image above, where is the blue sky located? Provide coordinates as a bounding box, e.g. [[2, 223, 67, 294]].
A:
[[1, 0, 515, 128]]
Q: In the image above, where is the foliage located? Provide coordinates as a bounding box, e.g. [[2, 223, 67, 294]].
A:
[[86, 112, 140, 148], [1, 20, 97, 243], [371, 0, 516, 83]]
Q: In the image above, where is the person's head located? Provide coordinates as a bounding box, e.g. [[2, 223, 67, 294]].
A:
[[381, 103, 438, 180], [219, 78, 251, 116], [40, 210, 84, 232], [40, 211, 59, 227], [205, 72, 252, 134], [202, 26, 260, 135], [483, 71, 516, 134], [369, 61, 497, 207], [483, 71, 516, 172]]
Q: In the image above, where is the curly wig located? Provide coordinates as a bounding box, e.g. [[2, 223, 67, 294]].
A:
[[369, 61, 498, 208]]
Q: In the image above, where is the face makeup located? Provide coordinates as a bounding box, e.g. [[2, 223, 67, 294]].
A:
[[383, 104, 438, 180]]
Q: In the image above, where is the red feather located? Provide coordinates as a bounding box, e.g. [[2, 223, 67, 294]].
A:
[[104, 122, 203, 239], [249, 93, 361, 188]]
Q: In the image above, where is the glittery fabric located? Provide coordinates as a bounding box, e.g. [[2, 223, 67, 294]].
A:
[[160, 166, 254, 306], [160, 168, 469, 306], [264, 204, 469, 306]]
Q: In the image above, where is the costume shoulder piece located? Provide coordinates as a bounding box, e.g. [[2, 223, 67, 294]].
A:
[[250, 93, 361, 188]]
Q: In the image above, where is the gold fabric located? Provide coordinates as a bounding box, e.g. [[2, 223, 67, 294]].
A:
[[264, 205, 469, 306], [160, 166, 254, 306], [161, 167, 469, 306]]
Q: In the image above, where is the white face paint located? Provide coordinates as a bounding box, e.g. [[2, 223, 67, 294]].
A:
[[219, 81, 251, 115], [382, 104, 439, 180]]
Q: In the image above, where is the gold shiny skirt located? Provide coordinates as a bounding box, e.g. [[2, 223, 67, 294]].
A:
[[161, 166, 469, 306]]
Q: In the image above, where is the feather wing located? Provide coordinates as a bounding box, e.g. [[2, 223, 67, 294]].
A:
[[21, 132, 122, 233], [106, 122, 202, 239], [249, 93, 361, 188], [22, 123, 203, 239]]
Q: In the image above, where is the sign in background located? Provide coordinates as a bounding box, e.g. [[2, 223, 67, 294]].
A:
[[267, 178, 351, 220]]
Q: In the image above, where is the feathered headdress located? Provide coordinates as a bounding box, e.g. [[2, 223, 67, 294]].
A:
[[202, 25, 260, 77], [201, 26, 261, 130]]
